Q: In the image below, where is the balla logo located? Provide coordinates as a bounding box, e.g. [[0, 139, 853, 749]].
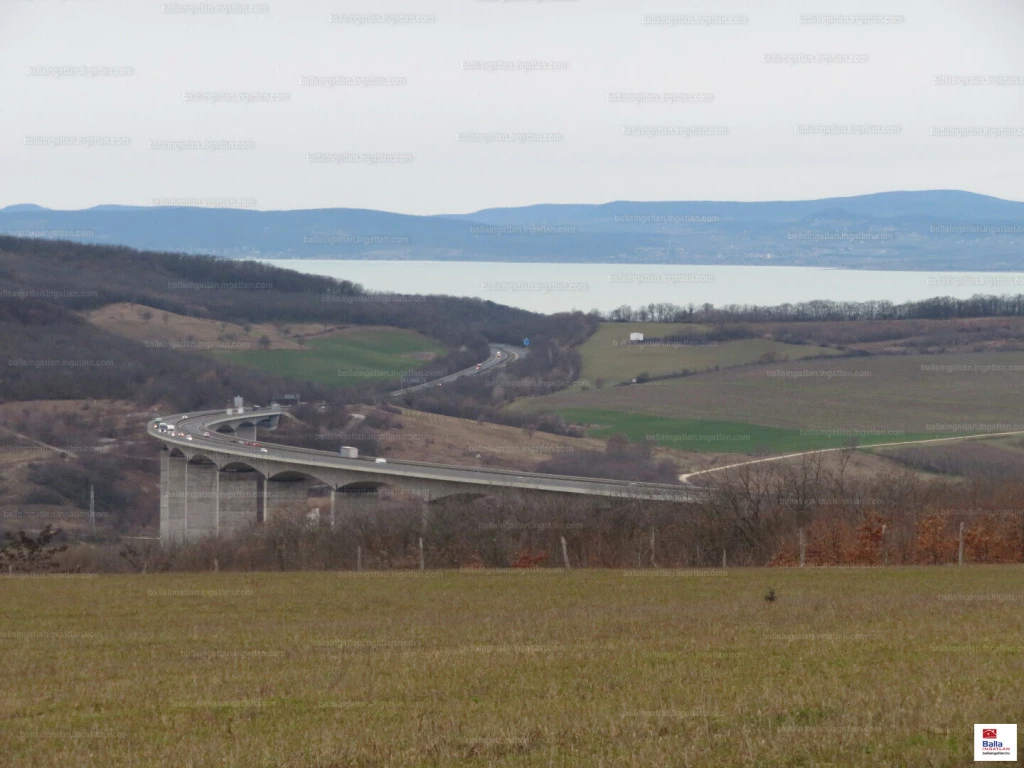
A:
[[975, 724, 1017, 761]]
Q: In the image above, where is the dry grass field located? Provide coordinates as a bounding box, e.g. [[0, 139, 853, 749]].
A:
[[575, 322, 839, 387], [871, 436, 1024, 479], [521, 351, 1024, 436], [2, 568, 1021, 767], [84, 302, 331, 350], [85, 304, 445, 367], [753, 315, 1024, 355]]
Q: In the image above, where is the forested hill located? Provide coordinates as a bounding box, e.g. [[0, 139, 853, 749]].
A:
[[0, 237, 598, 407], [0, 236, 593, 349]]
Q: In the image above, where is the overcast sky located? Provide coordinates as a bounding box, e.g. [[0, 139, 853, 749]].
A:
[[2, 0, 1023, 214]]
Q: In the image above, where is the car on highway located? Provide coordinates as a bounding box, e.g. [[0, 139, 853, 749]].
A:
[[203, 431, 210, 437], [259, 447, 268, 453], [476, 364, 481, 370], [375, 458, 387, 464], [185, 435, 193, 441]]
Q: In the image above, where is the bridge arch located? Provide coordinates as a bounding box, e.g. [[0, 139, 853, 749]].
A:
[[219, 459, 263, 474], [267, 467, 338, 489]]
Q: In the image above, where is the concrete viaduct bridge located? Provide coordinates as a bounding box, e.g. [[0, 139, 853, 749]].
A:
[[152, 406, 702, 545]]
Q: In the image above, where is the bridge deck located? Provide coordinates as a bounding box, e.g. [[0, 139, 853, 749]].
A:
[[151, 407, 702, 502]]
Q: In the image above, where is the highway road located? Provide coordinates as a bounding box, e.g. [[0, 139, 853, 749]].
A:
[[151, 407, 701, 502], [389, 343, 522, 397], [151, 343, 700, 501]]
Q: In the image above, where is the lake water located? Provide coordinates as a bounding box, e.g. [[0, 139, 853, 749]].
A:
[[264, 259, 1024, 314]]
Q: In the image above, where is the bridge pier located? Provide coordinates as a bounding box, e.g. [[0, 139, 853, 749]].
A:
[[235, 424, 257, 441], [159, 451, 170, 543], [184, 461, 219, 541], [163, 453, 188, 545], [218, 470, 261, 536]]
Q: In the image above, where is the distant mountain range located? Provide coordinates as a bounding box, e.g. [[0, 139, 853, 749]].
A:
[[3, 190, 1024, 271]]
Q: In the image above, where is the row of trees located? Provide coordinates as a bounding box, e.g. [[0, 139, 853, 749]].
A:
[[25, 452, 1024, 572], [604, 294, 1024, 324]]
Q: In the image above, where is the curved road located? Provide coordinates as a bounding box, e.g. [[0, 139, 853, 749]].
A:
[[152, 407, 701, 502], [152, 343, 700, 501], [389, 343, 521, 397]]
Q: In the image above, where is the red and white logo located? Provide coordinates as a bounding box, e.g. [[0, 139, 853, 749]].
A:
[[975, 724, 1017, 761]]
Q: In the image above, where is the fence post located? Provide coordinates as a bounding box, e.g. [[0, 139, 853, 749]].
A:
[[798, 528, 806, 567], [881, 524, 888, 566], [419, 537, 425, 571], [650, 528, 656, 568], [560, 536, 570, 570], [357, 545, 362, 572], [722, 548, 727, 569], [958, 522, 965, 566]]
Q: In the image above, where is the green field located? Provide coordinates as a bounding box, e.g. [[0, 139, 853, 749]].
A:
[[522, 351, 1024, 439], [3, 568, 1022, 767], [553, 408, 961, 454], [210, 328, 446, 387], [576, 323, 839, 387]]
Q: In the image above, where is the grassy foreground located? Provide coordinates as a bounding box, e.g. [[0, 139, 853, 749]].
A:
[[2, 568, 1022, 767]]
